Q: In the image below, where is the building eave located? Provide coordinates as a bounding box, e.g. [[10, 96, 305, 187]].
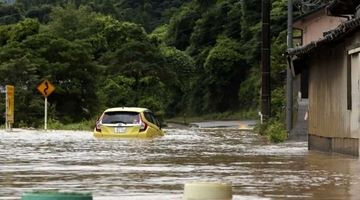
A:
[[288, 16, 360, 57], [294, 5, 327, 25]]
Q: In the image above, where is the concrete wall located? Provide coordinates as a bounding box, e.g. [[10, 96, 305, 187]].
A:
[[309, 135, 359, 156]]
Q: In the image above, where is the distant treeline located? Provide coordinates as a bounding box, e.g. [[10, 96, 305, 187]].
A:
[[0, 0, 297, 127]]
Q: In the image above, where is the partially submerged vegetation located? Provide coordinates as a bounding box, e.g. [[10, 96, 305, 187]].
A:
[[257, 87, 288, 143], [47, 119, 95, 131], [255, 120, 287, 143]]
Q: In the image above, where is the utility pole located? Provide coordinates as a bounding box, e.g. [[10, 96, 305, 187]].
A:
[[286, 0, 293, 132], [261, 0, 271, 120]]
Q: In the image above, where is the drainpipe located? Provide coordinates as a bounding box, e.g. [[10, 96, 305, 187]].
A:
[[286, 0, 293, 133]]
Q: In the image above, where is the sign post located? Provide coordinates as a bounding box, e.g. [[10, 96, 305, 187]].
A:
[[37, 80, 55, 130], [45, 96, 48, 130], [5, 85, 14, 131]]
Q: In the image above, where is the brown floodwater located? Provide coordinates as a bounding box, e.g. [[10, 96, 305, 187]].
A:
[[0, 128, 360, 200]]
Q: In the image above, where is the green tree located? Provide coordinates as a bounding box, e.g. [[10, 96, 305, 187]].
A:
[[25, 4, 52, 23], [202, 36, 249, 112], [46, 4, 101, 41], [0, 44, 44, 126], [98, 17, 148, 51], [0, 4, 22, 25], [99, 34, 171, 114], [166, 4, 200, 50], [189, 1, 233, 53], [0, 24, 11, 45], [160, 45, 195, 115], [16, 33, 99, 123], [97, 75, 136, 108], [0, 0, 295, 126], [9, 18, 39, 42]]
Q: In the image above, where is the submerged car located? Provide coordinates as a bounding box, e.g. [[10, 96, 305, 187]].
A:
[[93, 107, 164, 138]]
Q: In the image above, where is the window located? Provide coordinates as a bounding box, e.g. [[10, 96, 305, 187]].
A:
[[347, 53, 351, 110], [144, 112, 161, 128], [102, 111, 140, 124]]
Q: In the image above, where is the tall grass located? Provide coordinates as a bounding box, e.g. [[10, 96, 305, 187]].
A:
[[47, 118, 95, 131]]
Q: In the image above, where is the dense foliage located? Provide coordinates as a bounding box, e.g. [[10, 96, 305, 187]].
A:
[[0, 0, 297, 128]]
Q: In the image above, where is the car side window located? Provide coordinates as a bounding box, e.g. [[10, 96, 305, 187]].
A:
[[144, 112, 161, 128], [152, 114, 161, 128], [144, 112, 154, 124], [149, 112, 161, 128]]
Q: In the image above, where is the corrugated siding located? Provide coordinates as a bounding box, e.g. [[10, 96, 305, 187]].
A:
[[308, 44, 349, 138]]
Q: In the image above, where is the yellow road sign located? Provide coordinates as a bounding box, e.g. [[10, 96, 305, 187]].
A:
[[6, 85, 14, 123], [37, 79, 55, 97]]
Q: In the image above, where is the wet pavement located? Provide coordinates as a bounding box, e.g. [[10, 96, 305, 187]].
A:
[[0, 128, 360, 200]]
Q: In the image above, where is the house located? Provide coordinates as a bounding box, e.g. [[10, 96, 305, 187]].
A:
[[288, 0, 360, 156], [291, 5, 346, 102]]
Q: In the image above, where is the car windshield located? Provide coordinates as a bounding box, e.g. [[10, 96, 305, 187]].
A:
[[101, 111, 140, 124]]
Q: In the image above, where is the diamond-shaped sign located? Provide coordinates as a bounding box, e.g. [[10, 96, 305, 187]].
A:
[[37, 79, 55, 97]]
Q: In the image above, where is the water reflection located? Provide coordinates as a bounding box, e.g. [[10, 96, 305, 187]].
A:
[[0, 128, 359, 199]]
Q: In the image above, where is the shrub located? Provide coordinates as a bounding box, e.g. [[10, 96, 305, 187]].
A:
[[254, 119, 287, 143], [47, 118, 63, 129], [253, 121, 269, 136], [266, 120, 287, 143]]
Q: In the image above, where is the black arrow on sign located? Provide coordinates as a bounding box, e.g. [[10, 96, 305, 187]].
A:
[[44, 81, 49, 96]]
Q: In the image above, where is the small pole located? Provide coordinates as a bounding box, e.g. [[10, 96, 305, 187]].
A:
[[5, 89, 8, 131], [44, 97, 48, 130], [5, 111, 8, 131]]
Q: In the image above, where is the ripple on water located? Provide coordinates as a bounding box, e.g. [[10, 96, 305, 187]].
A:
[[1, 128, 360, 200]]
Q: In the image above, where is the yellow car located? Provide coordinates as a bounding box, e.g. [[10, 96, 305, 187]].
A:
[[93, 107, 164, 138]]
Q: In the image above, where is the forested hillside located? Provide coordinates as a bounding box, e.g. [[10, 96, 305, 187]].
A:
[[0, 0, 290, 127]]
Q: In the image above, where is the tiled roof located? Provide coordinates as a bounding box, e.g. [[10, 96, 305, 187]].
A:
[[288, 16, 360, 56], [294, 5, 326, 24], [327, 0, 360, 16]]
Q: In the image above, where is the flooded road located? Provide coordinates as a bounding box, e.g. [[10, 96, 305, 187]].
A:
[[1, 128, 360, 200]]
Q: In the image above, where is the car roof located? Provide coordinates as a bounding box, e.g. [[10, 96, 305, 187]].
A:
[[104, 107, 150, 113]]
